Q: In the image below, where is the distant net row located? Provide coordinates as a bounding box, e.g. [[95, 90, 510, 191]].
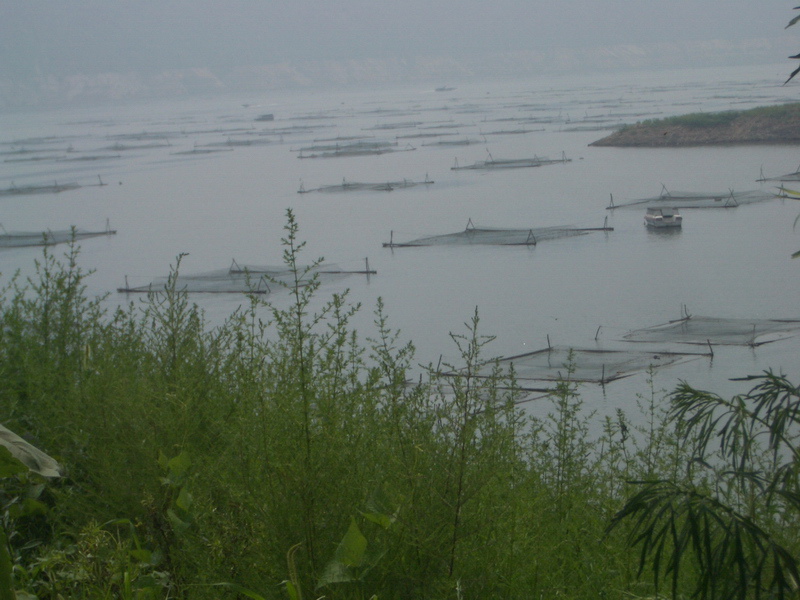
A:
[[0, 223, 116, 248], [607, 186, 776, 209], [449, 315, 800, 389], [383, 219, 613, 247], [117, 261, 374, 295]]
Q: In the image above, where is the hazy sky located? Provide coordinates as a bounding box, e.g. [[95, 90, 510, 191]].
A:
[[2, 1, 796, 79]]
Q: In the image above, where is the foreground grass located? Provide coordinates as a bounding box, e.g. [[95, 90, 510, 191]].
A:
[[0, 212, 795, 599]]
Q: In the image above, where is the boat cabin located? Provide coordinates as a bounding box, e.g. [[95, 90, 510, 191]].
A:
[[644, 207, 682, 228]]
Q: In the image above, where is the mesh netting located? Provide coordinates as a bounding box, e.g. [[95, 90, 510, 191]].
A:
[[297, 141, 416, 158], [0, 182, 81, 196], [470, 345, 707, 387], [118, 261, 373, 295], [607, 187, 775, 209], [622, 316, 800, 347], [118, 269, 273, 294], [0, 225, 116, 248], [422, 138, 484, 147], [383, 220, 612, 248], [452, 152, 571, 171], [295, 140, 388, 153], [298, 176, 433, 194], [758, 166, 800, 182]]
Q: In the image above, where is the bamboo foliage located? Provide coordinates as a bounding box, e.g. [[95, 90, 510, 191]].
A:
[[610, 371, 800, 600]]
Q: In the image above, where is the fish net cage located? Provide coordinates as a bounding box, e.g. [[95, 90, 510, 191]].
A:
[[607, 186, 775, 209], [294, 140, 388, 153], [298, 175, 433, 194], [118, 260, 374, 295], [459, 345, 709, 388], [622, 315, 800, 347], [0, 223, 116, 248], [296, 140, 416, 158], [118, 268, 273, 295], [757, 166, 800, 182], [0, 182, 81, 197], [452, 152, 571, 171], [422, 138, 484, 147], [383, 219, 612, 248]]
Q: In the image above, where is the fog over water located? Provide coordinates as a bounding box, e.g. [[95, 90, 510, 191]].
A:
[[1, 2, 797, 107], [3, 3, 800, 422], [2, 61, 800, 423]]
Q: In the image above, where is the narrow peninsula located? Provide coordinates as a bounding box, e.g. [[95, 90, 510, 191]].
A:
[[590, 102, 800, 147]]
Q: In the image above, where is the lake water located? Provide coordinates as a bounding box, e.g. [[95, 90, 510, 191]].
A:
[[2, 62, 799, 421]]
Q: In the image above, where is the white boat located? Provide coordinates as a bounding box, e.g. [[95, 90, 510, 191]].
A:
[[644, 207, 682, 228]]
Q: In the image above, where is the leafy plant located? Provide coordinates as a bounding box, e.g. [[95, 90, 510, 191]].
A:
[[786, 6, 800, 84], [609, 371, 800, 600]]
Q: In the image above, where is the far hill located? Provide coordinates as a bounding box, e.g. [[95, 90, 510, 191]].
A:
[[590, 103, 800, 147]]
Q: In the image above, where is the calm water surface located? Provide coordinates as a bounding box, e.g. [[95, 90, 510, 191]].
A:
[[2, 63, 799, 420]]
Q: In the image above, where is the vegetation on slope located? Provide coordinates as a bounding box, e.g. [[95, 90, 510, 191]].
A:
[[590, 102, 800, 147], [0, 212, 796, 599]]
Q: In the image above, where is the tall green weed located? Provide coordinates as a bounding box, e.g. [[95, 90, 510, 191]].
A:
[[0, 211, 720, 599]]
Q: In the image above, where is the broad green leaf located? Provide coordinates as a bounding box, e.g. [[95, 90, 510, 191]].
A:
[[168, 451, 191, 478], [175, 486, 193, 511], [363, 511, 393, 530], [282, 580, 300, 600], [0, 446, 26, 478], [363, 487, 398, 529], [334, 517, 367, 567], [166, 508, 191, 534]]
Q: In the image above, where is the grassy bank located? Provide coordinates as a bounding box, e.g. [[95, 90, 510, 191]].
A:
[[591, 102, 800, 146], [0, 211, 795, 599]]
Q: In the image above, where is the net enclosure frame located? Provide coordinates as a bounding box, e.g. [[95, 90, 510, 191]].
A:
[[0, 181, 81, 197], [451, 151, 571, 171], [445, 345, 710, 389], [118, 259, 375, 295], [297, 175, 433, 194], [297, 141, 416, 159], [621, 315, 800, 347], [757, 164, 800, 182], [606, 185, 776, 210], [383, 218, 613, 248], [0, 222, 116, 248]]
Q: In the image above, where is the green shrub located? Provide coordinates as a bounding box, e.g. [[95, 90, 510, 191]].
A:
[[0, 211, 731, 599]]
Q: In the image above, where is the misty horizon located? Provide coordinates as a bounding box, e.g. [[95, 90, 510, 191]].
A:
[[1, 2, 797, 108]]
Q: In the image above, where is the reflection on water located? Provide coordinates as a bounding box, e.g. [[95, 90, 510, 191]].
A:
[[1, 62, 799, 422]]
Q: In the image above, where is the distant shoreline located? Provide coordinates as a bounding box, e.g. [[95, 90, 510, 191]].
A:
[[590, 102, 800, 147]]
